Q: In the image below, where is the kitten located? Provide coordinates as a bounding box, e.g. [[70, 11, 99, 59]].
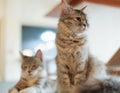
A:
[[9, 49, 57, 93], [55, 0, 108, 93]]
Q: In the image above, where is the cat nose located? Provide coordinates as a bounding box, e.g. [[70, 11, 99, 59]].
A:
[[83, 24, 86, 27], [70, 80, 74, 85], [28, 70, 31, 73]]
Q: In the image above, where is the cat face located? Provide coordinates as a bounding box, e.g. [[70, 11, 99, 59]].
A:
[[20, 50, 43, 78], [60, 0, 88, 36]]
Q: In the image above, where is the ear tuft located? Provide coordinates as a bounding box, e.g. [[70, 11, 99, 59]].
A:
[[61, 0, 73, 15], [80, 6, 87, 11], [35, 49, 43, 62]]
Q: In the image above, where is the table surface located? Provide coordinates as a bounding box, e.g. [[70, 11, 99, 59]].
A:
[[0, 81, 16, 93]]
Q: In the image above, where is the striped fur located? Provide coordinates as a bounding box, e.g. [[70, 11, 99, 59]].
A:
[[55, 0, 108, 93]]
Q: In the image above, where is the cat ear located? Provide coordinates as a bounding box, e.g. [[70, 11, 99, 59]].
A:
[[61, 0, 73, 15], [80, 6, 87, 11], [35, 49, 43, 62], [19, 51, 26, 61]]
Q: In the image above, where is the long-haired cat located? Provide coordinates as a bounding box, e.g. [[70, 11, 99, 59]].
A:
[[55, 0, 120, 93], [9, 49, 56, 93]]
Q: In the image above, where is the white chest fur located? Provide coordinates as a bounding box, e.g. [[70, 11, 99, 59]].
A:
[[78, 42, 89, 62]]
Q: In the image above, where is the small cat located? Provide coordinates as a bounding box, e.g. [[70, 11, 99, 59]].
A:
[[9, 49, 57, 93], [55, 0, 108, 93]]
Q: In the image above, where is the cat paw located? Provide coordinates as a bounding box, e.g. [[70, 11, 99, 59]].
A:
[[19, 87, 37, 93], [9, 88, 19, 93]]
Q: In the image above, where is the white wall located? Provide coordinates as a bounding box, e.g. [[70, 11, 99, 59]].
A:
[[0, 0, 5, 81], [3, 0, 23, 81], [22, 0, 58, 22], [0, 0, 4, 19], [78, 2, 120, 63]]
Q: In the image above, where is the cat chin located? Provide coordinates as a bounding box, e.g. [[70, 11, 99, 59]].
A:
[[75, 31, 87, 38], [31, 68, 47, 78], [40, 69, 47, 78], [22, 72, 37, 78], [30, 71, 40, 77]]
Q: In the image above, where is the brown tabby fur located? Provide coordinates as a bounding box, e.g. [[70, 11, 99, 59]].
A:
[[55, 0, 107, 93]]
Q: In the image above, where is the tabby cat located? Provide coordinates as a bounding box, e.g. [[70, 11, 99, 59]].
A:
[[9, 49, 56, 93], [55, 0, 120, 93]]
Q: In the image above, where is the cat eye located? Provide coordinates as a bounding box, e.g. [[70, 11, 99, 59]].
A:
[[31, 65, 36, 70], [76, 17, 81, 22], [22, 65, 27, 70]]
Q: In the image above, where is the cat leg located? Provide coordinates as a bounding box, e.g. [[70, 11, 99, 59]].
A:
[[9, 88, 19, 93], [19, 87, 39, 93], [57, 66, 71, 93]]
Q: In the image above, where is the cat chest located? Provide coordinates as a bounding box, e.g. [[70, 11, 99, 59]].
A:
[[57, 44, 89, 75], [78, 44, 88, 61], [26, 77, 40, 86], [58, 44, 88, 61]]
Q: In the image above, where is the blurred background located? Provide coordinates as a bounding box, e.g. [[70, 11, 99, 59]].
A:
[[0, 0, 120, 92]]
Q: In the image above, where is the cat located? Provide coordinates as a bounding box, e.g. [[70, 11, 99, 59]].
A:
[[9, 49, 57, 93], [55, 0, 110, 93]]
